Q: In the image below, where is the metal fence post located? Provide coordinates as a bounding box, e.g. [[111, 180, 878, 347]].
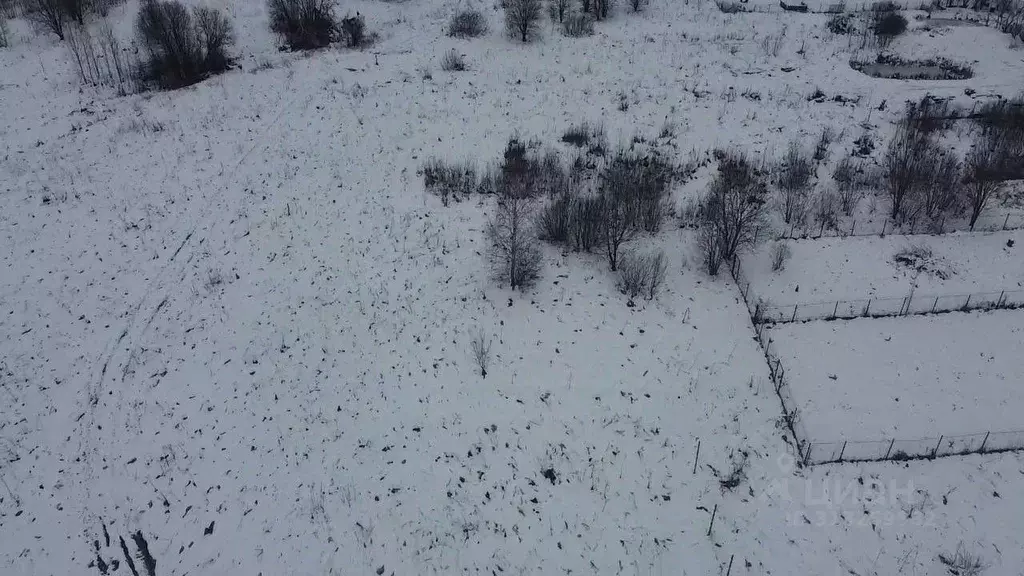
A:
[[884, 438, 895, 459], [837, 441, 847, 462], [832, 301, 839, 318], [1004, 214, 1010, 230], [998, 291, 1006, 308], [931, 296, 939, 313], [863, 299, 871, 317], [880, 220, 886, 237], [791, 304, 798, 323], [932, 435, 944, 458], [963, 294, 972, 311], [980, 431, 990, 452], [802, 444, 811, 466]]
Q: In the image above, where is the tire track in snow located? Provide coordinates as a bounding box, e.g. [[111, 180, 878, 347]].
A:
[[74, 79, 318, 507]]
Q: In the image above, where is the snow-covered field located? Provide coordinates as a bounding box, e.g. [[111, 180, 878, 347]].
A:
[[3, 0, 1024, 575], [767, 309, 1024, 442], [742, 229, 1024, 307]]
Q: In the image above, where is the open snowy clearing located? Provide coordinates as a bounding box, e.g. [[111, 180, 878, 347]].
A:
[[767, 309, 1024, 444], [741, 229, 1024, 308], [3, 0, 1024, 575]]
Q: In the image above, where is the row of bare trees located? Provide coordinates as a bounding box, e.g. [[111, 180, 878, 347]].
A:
[[884, 103, 1011, 230], [506, 0, 647, 43]]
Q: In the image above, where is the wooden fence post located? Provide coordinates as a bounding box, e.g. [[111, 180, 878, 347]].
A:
[[707, 504, 718, 536], [802, 443, 811, 466], [693, 440, 701, 474]]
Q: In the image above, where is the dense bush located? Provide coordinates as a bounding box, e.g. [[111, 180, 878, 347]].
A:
[[775, 141, 812, 226], [617, 249, 666, 303], [505, 0, 541, 42], [447, 9, 487, 38], [0, 13, 8, 47], [421, 158, 479, 205], [135, 0, 235, 89], [827, 13, 853, 34], [268, 0, 337, 50], [872, 5, 907, 47], [561, 13, 594, 37]]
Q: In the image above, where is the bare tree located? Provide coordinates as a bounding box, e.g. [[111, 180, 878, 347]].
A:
[[700, 151, 770, 265], [963, 140, 1006, 230], [776, 140, 812, 226], [628, 0, 648, 12], [0, 13, 9, 47], [918, 148, 961, 222], [698, 218, 725, 276], [770, 241, 791, 272], [505, 0, 541, 42], [28, 0, 67, 40], [883, 114, 931, 222], [488, 193, 542, 290], [469, 329, 492, 378], [549, 0, 571, 22]]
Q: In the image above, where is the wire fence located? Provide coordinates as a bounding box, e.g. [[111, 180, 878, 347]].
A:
[[716, 0, 981, 13], [772, 213, 1024, 241], [754, 289, 1024, 324], [732, 261, 1024, 466]]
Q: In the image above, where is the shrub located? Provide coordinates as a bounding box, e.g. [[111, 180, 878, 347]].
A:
[[827, 13, 853, 34], [963, 138, 1007, 230], [135, 0, 235, 89], [628, 0, 648, 12], [776, 141, 812, 226], [561, 13, 593, 37], [194, 6, 234, 72], [696, 151, 770, 274], [562, 121, 602, 147], [505, 0, 541, 42], [872, 9, 907, 47], [422, 158, 478, 205], [832, 156, 863, 215], [618, 249, 666, 303], [770, 242, 791, 272], [66, 23, 140, 94], [548, 0, 570, 22], [469, 329, 492, 378], [938, 543, 986, 576], [488, 193, 543, 290], [447, 9, 487, 38], [537, 192, 572, 243], [715, 0, 745, 12], [339, 12, 366, 47], [268, 0, 337, 50], [440, 48, 467, 71], [570, 194, 604, 252], [0, 14, 8, 47], [597, 149, 675, 269]]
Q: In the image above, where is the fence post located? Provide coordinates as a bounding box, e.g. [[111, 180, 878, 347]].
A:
[[754, 302, 761, 322], [818, 221, 825, 238], [998, 290, 1006, 308], [963, 294, 972, 311], [1004, 214, 1010, 230], [802, 443, 811, 466], [791, 304, 798, 323], [931, 296, 939, 313], [832, 301, 839, 319], [880, 220, 886, 237], [932, 435, 944, 458], [838, 441, 847, 462], [863, 299, 871, 317], [850, 220, 855, 236], [980, 431, 990, 452], [884, 438, 895, 459]]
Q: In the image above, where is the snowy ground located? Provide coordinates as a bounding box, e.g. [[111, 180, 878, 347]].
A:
[[766, 309, 1024, 441], [742, 229, 1024, 309], [3, 0, 1024, 575]]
